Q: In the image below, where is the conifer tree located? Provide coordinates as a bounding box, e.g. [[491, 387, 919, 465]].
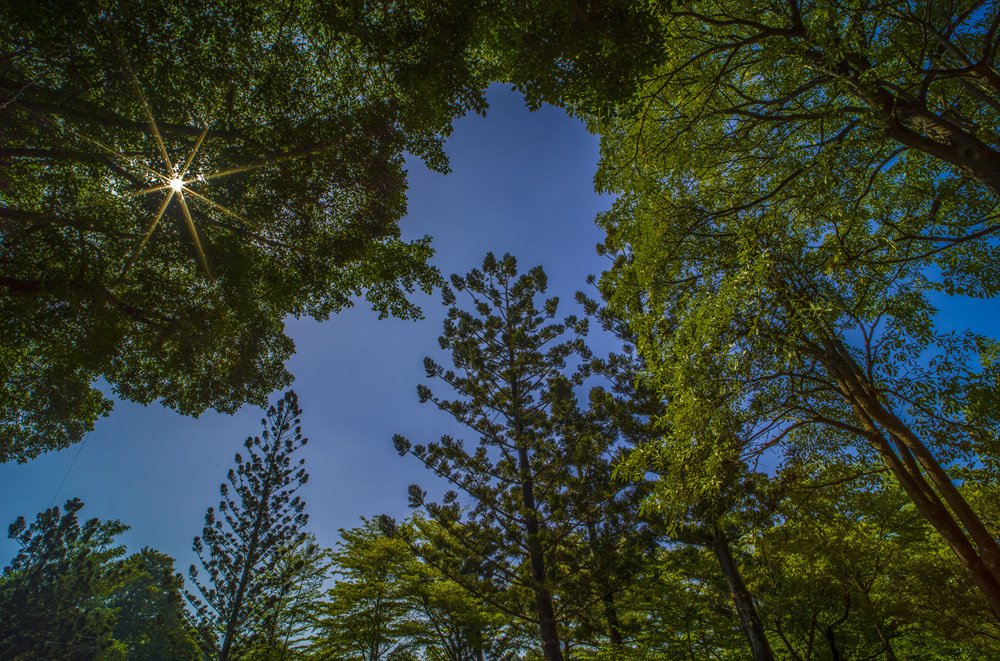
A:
[[395, 253, 611, 660], [186, 390, 310, 660], [0, 498, 128, 659]]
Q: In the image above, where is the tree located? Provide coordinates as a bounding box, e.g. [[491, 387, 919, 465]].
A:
[[395, 253, 645, 659], [186, 390, 311, 660], [316, 515, 522, 660], [246, 534, 329, 659], [0, 497, 128, 659], [396, 515, 528, 660], [0, 0, 668, 463], [0, 1, 491, 462], [110, 548, 200, 660], [598, 165, 1000, 617], [749, 462, 1000, 659], [599, 0, 1000, 273], [315, 518, 416, 660]]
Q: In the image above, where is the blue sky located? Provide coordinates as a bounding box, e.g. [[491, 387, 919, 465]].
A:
[[0, 86, 617, 567]]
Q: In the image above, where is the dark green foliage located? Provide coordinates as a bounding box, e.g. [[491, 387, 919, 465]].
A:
[[395, 253, 652, 658], [0, 498, 127, 659], [186, 390, 312, 660], [0, 0, 666, 463], [111, 548, 200, 660], [0, 2, 455, 461]]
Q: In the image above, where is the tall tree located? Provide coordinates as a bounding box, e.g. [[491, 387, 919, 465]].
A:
[[186, 390, 310, 660], [246, 534, 329, 660], [395, 254, 650, 655], [0, 498, 128, 659], [315, 518, 414, 660], [394, 253, 623, 660], [597, 173, 1000, 617]]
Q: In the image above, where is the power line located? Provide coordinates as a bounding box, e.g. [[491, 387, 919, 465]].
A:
[[49, 436, 88, 508]]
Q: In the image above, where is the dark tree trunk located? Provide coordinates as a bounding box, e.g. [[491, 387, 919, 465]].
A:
[[584, 518, 624, 646], [709, 526, 775, 661], [218, 438, 282, 661], [518, 445, 563, 661]]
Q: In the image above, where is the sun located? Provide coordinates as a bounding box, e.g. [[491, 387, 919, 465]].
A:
[[11, 38, 335, 284]]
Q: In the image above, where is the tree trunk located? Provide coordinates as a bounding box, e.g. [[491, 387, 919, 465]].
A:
[[584, 518, 624, 646], [817, 336, 1000, 620], [518, 445, 563, 661], [218, 429, 285, 661], [709, 525, 776, 661]]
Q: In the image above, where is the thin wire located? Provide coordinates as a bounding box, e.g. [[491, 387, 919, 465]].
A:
[[141, 407, 168, 457], [49, 436, 88, 507]]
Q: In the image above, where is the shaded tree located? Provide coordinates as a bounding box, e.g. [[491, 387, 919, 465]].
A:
[[0, 0, 666, 463], [395, 253, 633, 660], [186, 390, 310, 660], [0, 497, 127, 659], [111, 548, 200, 660]]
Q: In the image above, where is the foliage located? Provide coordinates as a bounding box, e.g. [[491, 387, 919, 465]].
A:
[[316, 515, 517, 660], [394, 253, 652, 659], [110, 548, 200, 660], [0, 497, 128, 659], [0, 500, 196, 660], [750, 464, 1000, 658], [186, 390, 312, 660], [0, 0, 668, 463]]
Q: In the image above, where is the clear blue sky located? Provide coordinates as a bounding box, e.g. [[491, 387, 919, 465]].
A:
[[0, 86, 617, 567]]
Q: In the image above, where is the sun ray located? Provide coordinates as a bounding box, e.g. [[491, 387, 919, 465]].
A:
[[178, 193, 213, 279], [182, 188, 261, 231], [9, 183, 172, 226], [117, 189, 175, 282], [13, 101, 166, 181], [112, 35, 174, 173], [178, 124, 210, 178]]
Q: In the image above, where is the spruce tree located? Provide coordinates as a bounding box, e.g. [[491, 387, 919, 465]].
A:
[[186, 390, 310, 660]]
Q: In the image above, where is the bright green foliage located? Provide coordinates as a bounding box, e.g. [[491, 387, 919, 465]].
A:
[[316, 516, 516, 660], [315, 518, 414, 660], [398, 515, 529, 659], [750, 465, 1000, 658], [595, 0, 1000, 614], [610, 546, 748, 660], [186, 390, 312, 660], [598, 0, 1000, 287], [243, 535, 329, 660]]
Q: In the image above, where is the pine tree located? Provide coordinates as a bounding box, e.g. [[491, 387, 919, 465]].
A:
[[186, 390, 310, 660], [0, 498, 127, 659], [395, 253, 609, 660]]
